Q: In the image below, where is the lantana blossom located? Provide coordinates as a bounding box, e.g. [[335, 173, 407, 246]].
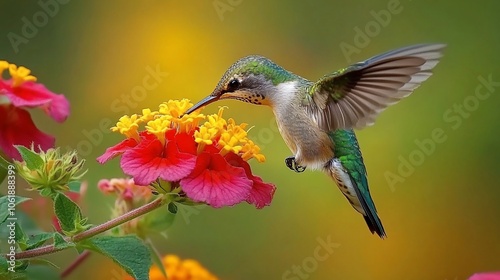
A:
[[0, 60, 70, 160], [97, 99, 275, 209], [98, 178, 155, 235], [123, 254, 218, 280]]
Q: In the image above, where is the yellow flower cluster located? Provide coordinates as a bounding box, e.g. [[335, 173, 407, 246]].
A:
[[0, 60, 37, 87], [194, 108, 265, 162], [111, 99, 206, 144], [147, 255, 218, 280], [111, 99, 265, 162]]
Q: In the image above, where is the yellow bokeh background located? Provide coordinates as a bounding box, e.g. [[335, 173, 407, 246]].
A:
[[1, 1, 499, 279]]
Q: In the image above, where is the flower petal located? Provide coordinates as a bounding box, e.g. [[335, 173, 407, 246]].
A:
[[246, 176, 276, 209], [121, 134, 196, 185], [225, 152, 276, 208], [96, 138, 138, 164], [181, 152, 252, 208], [469, 272, 500, 280], [1, 81, 70, 122], [0, 105, 54, 160], [174, 130, 197, 154]]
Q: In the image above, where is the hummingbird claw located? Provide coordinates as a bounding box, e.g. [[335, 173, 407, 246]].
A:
[[285, 157, 294, 170], [296, 165, 306, 172], [285, 156, 306, 173]]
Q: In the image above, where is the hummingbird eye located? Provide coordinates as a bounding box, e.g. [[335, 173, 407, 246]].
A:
[[226, 79, 241, 92]]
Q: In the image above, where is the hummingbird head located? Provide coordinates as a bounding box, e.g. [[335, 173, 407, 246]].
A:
[[185, 55, 298, 114]]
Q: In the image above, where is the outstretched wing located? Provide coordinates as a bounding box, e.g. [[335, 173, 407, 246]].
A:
[[304, 44, 446, 131]]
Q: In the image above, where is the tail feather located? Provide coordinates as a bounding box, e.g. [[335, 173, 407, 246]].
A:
[[364, 215, 385, 237], [328, 158, 386, 238], [354, 184, 386, 238]]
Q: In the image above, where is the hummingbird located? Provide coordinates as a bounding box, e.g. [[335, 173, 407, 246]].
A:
[[185, 44, 445, 238]]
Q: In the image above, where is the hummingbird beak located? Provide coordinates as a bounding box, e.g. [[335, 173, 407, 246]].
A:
[[185, 94, 220, 114]]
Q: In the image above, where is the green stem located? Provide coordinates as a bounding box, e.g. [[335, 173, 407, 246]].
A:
[[6, 195, 168, 260]]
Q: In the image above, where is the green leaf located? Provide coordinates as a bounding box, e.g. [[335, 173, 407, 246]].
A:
[[0, 271, 28, 280], [0, 154, 11, 184], [68, 181, 81, 193], [14, 222, 28, 250], [75, 245, 85, 254], [1, 261, 30, 278], [145, 207, 176, 233], [15, 146, 43, 170], [14, 261, 29, 273], [0, 165, 7, 185], [0, 256, 8, 273], [53, 232, 73, 250], [0, 154, 11, 169], [0, 196, 31, 224], [167, 202, 178, 214], [0, 212, 40, 246], [53, 193, 83, 235], [26, 232, 54, 250], [82, 235, 151, 280]]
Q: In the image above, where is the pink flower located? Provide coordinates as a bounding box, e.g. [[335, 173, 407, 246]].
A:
[[180, 152, 253, 208], [469, 272, 500, 280], [0, 61, 70, 160], [98, 178, 153, 202]]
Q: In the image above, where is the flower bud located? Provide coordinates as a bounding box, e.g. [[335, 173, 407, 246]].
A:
[[15, 147, 87, 197]]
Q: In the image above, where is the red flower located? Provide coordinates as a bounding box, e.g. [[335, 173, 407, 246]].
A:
[[0, 61, 70, 160], [225, 152, 276, 209], [0, 105, 54, 159], [97, 100, 275, 209], [96, 137, 138, 163], [120, 131, 197, 185]]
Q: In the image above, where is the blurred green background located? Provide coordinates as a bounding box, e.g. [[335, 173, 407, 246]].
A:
[[1, 0, 499, 279]]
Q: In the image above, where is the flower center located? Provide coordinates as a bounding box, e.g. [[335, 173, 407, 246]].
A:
[[0, 61, 38, 87]]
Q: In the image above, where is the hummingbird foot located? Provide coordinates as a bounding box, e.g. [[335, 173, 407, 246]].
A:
[[285, 156, 306, 173]]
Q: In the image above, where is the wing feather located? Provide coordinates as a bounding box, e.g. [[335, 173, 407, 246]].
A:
[[306, 44, 446, 131]]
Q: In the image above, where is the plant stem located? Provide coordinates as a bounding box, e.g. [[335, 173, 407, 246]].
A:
[[60, 250, 91, 279], [73, 195, 166, 242], [7, 195, 168, 260]]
